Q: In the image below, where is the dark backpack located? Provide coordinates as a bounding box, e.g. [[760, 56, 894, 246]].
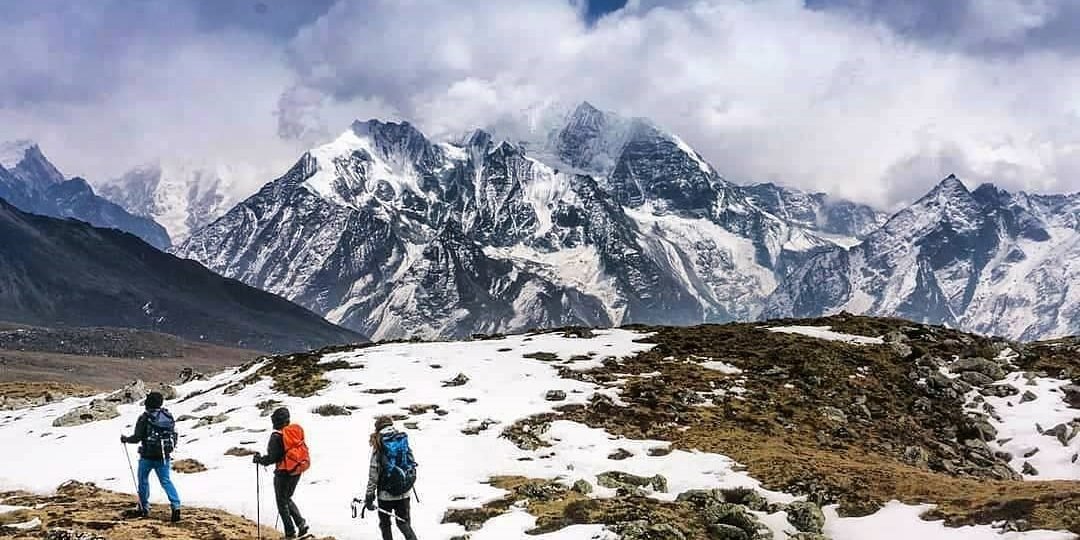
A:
[[145, 409, 178, 459], [378, 431, 417, 497]]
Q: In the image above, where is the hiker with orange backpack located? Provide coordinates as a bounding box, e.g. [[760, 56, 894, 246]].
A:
[[253, 407, 311, 539]]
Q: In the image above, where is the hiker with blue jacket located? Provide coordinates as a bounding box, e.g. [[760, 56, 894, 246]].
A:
[[361, 416, 419, 540], [120, 391, 181, 522]]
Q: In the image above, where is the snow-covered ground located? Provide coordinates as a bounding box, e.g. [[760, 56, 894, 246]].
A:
[[0, 329, 1071, 539], [979, 372, 1080, 481]]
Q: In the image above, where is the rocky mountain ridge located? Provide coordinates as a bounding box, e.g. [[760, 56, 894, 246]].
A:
[[175, 103, 885, 340], [0, 197, 360, 352], [767, 175, 1080, 340], [0, 141, 170, 249]]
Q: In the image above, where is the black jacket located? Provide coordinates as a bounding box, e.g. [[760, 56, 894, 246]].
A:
[[257, 431, 289, 475], [125, 409, 170, 460]]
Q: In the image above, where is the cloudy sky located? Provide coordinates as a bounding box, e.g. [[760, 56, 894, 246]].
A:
[[2, 0, 1079, 208]]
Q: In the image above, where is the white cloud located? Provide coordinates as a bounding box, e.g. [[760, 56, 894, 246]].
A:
[[279, 0, 1080, 208], [3, 0, 1080, 210]]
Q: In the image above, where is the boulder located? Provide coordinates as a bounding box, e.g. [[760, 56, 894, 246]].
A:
[[1044, 423, 1075, 446], [572, 479, 593, 495], [544, 390, 567, 402], [596, 471, 667, 493], [707, 524, 750, 540], [52, 400, 119, 427], [1020, 391, 1037, 403], [786, 501, 826, 533], [442, 373, 470, 387], [981, 385, 1019, 398], [1062, 384, 1080, 408], [616, 522, 686, 540], [952, 358, 1006, 380], [1022, 461, 1039, 476], [960, 371, 995, 387]]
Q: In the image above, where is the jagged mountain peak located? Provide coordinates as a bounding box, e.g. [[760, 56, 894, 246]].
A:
[[0, 139, 41, 170], [0, 140, 64, 186]]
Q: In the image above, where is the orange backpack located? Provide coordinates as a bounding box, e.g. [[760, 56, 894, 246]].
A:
[[277, 424, 311, 475]]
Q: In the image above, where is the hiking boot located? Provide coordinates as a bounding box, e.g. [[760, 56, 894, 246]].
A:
[[297, 523, 310, 537], [170, 508, 181, 523], [122, 507, 148, 519]]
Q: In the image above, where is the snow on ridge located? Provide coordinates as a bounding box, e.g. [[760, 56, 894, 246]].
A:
[[0, 329, 1073, 539], [767, 325, 885, 345]]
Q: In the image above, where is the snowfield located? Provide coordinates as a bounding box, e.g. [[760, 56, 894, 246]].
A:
[[766, 325, 886, 345], [0, 330, 1072, 539]]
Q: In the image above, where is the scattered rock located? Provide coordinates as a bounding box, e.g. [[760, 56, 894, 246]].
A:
[[608, 448, 634, 460], [544, 390, 567, 402], [51, 380, 149, 428], [1061, 384, 1080, 408], [312, 404, 352, 416], [960, 371, 995, 387], [819, 406, 848, 425], [174, 367, 207, 385], [172, 459, 208, 473], [1020, 391, 1038, 403], [1023, 448, 1040, 459], [981, 384, 1020, 398], [1022, 461, 1039, 476], [572, 479, 593, 495], [195, 414, 229, 428], [225, 447, 256, 457], [787, 501, 826, 533], [614, 522, 686, 540], [192, 402, 217, 413], [1044, 423, 1076, 446], [442, 373, 470, 387], [952, 358, 1006, 380], [596, 471, 667, 493]]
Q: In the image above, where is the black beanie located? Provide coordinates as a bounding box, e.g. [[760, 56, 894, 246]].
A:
[[145, 391, 164, 410], [271, 407, 291, 429]]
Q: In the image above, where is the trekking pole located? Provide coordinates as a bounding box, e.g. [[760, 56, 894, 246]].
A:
[[121, 439, 139, 507], [255, 463, 262, 540]]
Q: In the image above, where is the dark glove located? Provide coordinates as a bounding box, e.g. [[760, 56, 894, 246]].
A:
[[120, 435, 129, 444], [252, 453, 261, 464], [365, 496, 376, 512]]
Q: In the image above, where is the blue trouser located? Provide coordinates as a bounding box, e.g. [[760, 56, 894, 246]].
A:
[[137, 458, 181, 511]]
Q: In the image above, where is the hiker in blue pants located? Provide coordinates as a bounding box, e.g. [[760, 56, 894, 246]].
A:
[[121, 391, 181, 522], [363, 416, 419, 540]]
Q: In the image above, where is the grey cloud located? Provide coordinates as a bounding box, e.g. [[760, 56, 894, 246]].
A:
[[806, 0, 1080, 54]]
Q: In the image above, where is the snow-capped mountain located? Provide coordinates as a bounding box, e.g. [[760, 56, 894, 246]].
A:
[[0, 141, 170, 249], [175, 104, 876, 340], [767, 175, 1080, 340], [98, 161, 244, 243]]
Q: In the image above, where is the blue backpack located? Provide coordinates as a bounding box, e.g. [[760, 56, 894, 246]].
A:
[[378, 431, 417, 497], [145, 409, 178, 459]]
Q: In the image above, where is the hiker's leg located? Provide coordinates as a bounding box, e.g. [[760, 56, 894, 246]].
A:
[[153, 460, 182, 510], [273, 474, 297, 536], [136, 458, 153, 511], [377, 499, 394, 540], [284, 475, 305, 528], [394, 498, 418, 540]]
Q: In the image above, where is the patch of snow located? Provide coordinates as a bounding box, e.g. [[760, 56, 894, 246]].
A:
[[981, 372, 1080, 480], [767, 325, 885, 345], [824, 501, 1073, 540], [698, 360, 744, 375]]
